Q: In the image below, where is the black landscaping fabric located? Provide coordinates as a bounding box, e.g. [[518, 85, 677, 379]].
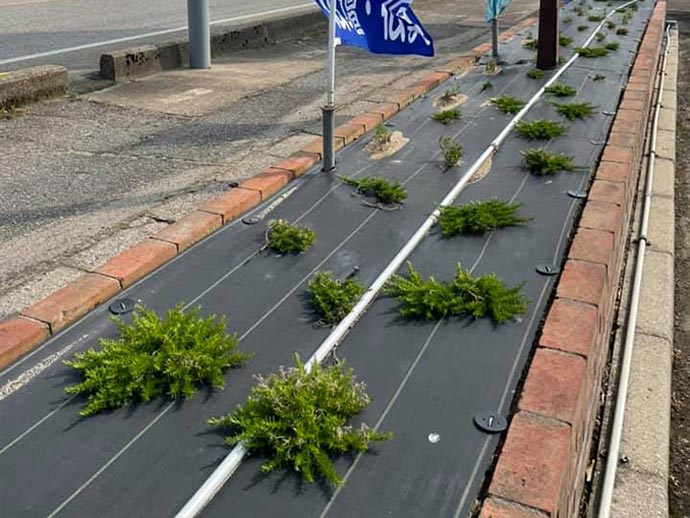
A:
[[0, 2, 654, 517]]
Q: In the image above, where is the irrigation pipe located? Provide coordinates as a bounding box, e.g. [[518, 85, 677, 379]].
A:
[[597, 20, 672, 518], [175, 2, 643, 516]]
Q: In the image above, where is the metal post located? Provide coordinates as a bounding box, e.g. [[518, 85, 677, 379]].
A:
[[322, 0, 337, 171], [536, 0, 558, 69], [491, 18, 499, 60], [188, 0, 211, 69]]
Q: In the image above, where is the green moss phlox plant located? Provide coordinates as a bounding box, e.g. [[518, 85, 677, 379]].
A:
[[432, 108, 461, 125], [64, 305, 249, 416], [527, 68, 545, 80], [373, 123, 393, 145], [559, 35, 574, 47], [439, 136, 464, 169], [308, 271, 365, 325], [577, 24, 589, 32], [575, 46, 610, 57], [437, 199, 532, 237], [515, 119, 567, 140], [616, 27, 629, 35], [384, 262, 528, 323], [544, 83, 577, 97], [208, 355, 391, 486], [340, 176, 407, 205], [522, 148, 584, 175], [605, 42, 620, 51], [491, 95, 526, 115], [267, 219, 317, 254]]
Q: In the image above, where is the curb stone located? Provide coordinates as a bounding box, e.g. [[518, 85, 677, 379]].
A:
[[0, 65, 67, 110], [478, 2, 669, 516], [0, 16, 539, 370]]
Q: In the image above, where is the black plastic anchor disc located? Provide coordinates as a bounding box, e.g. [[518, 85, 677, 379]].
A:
[[109, 298, 136, 315], [536, 264, 560, 276], [474, 412, 508, 433]]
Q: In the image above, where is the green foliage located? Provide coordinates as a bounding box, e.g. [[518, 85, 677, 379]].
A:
[[552, 101, 597, 120], [384, 262, 528, 324], [575, 46, 610, 57], [593, 73, 606, 81], [485, 58, 498, 74], [559, 35, 574, 47], [544, 83, 577, 97], [577, 24, 589, 31], [522, 148, 583, 175], [491, 95, 526, 115], [439, 85, 462, 104], [340, 176, 407, 204], [437, 199, 531, 237], [208, 356, 391, 486], [439, 136, 464, 169], [527, 68, 544, 80], [373, 123, 393, 145], [606, 20, 617, 29], [523, 38, 539, 50], [308, 272, 365, 325], [605, 41, 620, 51], [64, 305, 249, 417], [432, 108, 461, 124], [574, 6, 584, 15], [481, 80, 493, 92], [588, 14, 605, 21], [563, 16, 573, 24], [267, 219, 317, 254], [596, 31, 606, 42], [515, 119, 567, 140], [616, 27, 629, 35]]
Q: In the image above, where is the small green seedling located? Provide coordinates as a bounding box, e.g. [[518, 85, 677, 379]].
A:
[[522, 148, 583, 175], [523, 38, 539, 50], [308, 272, 365, 325], [439, 85, 462, 104], [577, 24, 589, 31], [616, 27, 629, 35], [563, 16, 573, 24], [596, 31, 606, 42], [605, 42, 620, 51], [485, 58, 498, 74], [588, 14, 605, 21], [575, 46, 610, 57], [606, 21, 617, 29], [559, 35, 574, 47], [64, 305, 249, 417], [437, 199, 532, 237], [515, 119, 567, 140], [340, 176, 407, 205], [574, 6, 584, 15], [384, 262, 528, 323], [267, 219, 317, 254], [527, 68, 545, 80], [208, 355, 391, 486], [432, 108, 461, 125], [373, 123, 393, 145], [481, 80, 493, 92], [439, 136, 464, 169], [491, 95, 526, 115], [593, 73, 606, 81], [544, 83, 577, 97], [552, 101, 597, 120]]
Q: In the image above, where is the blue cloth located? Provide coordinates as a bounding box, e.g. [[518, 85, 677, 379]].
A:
[[485, 0, 512, 21], [314, 0, 434, 57]]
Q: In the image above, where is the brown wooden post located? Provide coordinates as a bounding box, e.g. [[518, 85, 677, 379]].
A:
[[537, 0, 559, 69]]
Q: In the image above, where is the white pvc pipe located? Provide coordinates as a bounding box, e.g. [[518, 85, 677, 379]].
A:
[[174, 4, 643, 516], [597, 21, 672, 518]]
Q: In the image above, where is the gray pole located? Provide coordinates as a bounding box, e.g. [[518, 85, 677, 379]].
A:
[[188, 0, 211, 69], [322, 0, 337, 171], [491, 18, 499, 60]]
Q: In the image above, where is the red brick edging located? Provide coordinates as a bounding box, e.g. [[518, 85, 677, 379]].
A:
[[479, 3, 667, 517]]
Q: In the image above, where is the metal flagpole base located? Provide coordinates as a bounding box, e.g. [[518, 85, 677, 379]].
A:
[[188, 0, 211, 69], [322, 105, 336, 172], [491, 18, 499, 61]]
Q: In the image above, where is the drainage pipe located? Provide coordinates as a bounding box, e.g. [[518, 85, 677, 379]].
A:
[[174, 2, 643, 516], [597, 21, 672, 518]]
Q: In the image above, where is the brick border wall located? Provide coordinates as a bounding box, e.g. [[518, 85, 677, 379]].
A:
[[479, 3, 667, 517], [0, 18, 537, 369]]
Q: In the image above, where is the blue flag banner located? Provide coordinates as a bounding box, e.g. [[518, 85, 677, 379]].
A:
[[314, 0, 434, 57], [485, 0, 512, 21]]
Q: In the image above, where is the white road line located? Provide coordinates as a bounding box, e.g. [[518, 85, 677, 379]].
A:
[[0, 3, 315, 66]]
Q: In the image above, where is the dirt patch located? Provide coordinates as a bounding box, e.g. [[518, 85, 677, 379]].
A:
[[365, 131, 409, 160], [670, 9, 690, 518], [433, 92, 468, 111], [468, 155, 493, 184]]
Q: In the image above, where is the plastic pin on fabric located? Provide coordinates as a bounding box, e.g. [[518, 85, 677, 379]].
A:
[[109, 298, 136, 315], [427, 433, 441, 443], [567, 189, 588, 199], [536, 264, 560, 276], [473, 412, 508, 433], [242, 217, 261, 225]]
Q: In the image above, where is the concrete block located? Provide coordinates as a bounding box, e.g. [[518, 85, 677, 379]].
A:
[[0, 65, 67, 109], [661, 89, 676, 111], [636, 250, 674, 341], [652, 157, 675, 198], [646, 195, 675, 255], [657, 107, 675, 132], [656, 129, 675, 161], [100, 45, 166, 82], [620, 333, 672, 478], [610, 468, 668, 518]]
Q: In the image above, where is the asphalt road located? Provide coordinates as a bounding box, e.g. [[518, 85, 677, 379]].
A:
[[0, 0, 313, 71]]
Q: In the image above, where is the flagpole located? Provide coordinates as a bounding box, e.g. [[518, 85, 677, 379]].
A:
[[322, 0, 337, 171]]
